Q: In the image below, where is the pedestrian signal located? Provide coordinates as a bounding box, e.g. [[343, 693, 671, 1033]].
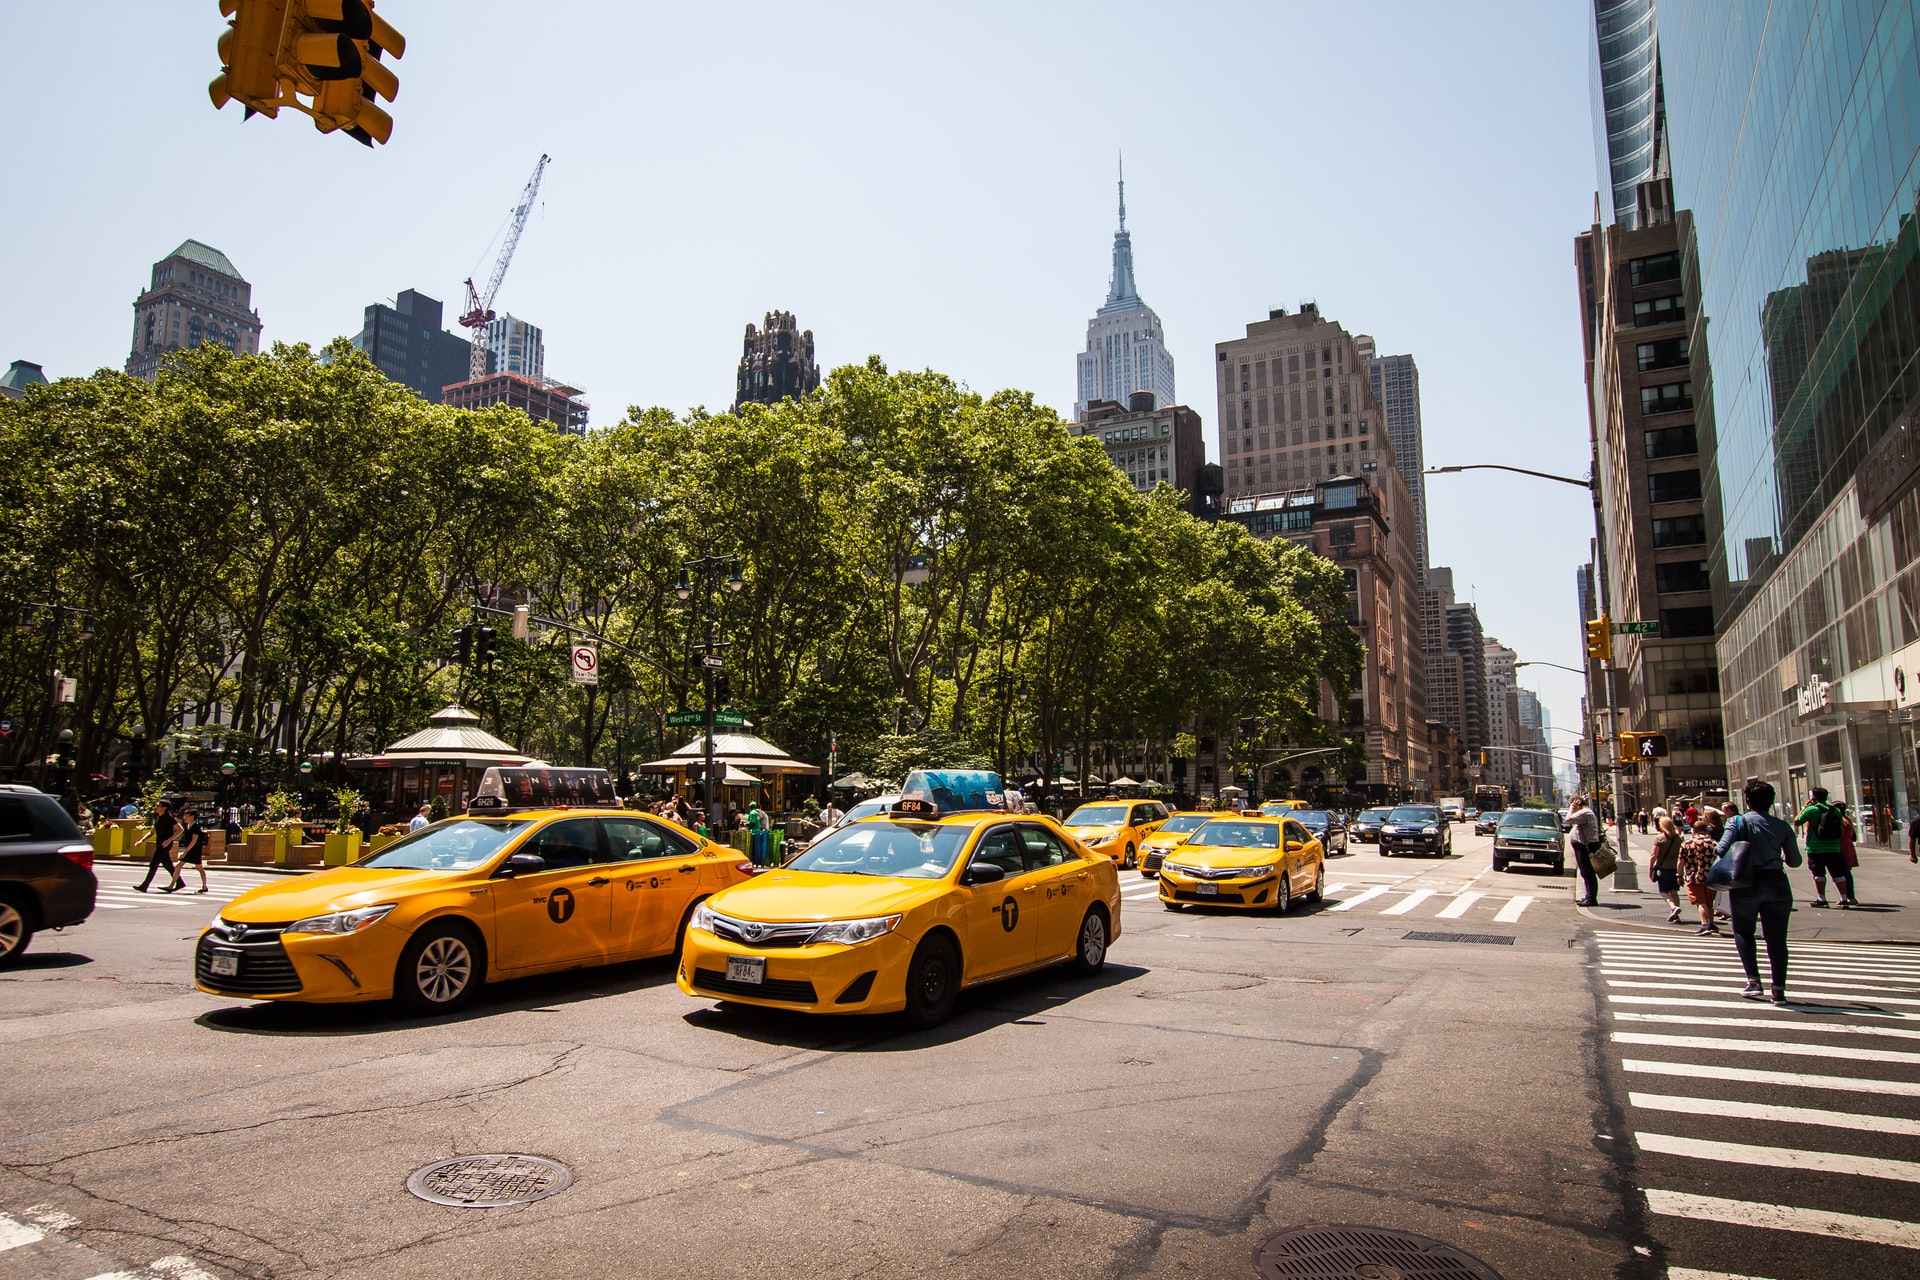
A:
[[1617, 731, 1670, 763], [1585, 615, 1613, 664]]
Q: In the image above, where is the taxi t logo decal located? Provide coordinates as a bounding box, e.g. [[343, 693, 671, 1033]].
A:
[[1000, 896, 1019, 932], [548, 887, 576, 924]]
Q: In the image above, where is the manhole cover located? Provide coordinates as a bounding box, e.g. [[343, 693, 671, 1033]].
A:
[[1402, 931, 1516, 946], [406, 1154, 573, 1207], [1254, 1224, 1504, 1279]]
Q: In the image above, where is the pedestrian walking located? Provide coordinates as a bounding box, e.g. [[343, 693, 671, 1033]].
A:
[[171, 808, 210, 894], [134, 799, 179, 893], [1718, 778, 1803, 1004], [409, 803, 432, 832], [1909, 810, 1920, 864], [1677, 817, 1721, 934], [1793, 786, 1855, 907], [1567, 794, 1603, 906], [1648, 808, 1684, 923]]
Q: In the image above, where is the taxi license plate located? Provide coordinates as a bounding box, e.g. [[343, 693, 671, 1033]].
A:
[[725, 956, 765, 985], [210, 949, 241, 977], [1197, 883, 1219, 896]]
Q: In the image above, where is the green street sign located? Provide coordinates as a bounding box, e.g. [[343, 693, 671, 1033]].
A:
[[713, 710, 747, 727], [1612, 620, 1661, 635], [666, 709, 747, 728]]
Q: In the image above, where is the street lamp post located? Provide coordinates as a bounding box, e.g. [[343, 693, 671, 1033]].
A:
[[676, 554, 743, 824], [1427, 463, 1637, 890]]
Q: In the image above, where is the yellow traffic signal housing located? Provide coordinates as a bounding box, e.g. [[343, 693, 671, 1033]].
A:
[[210, 0, 405, 146], [1585, 615, 1613, 664]]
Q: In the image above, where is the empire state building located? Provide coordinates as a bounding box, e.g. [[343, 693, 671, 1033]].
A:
[[1074, 164, 1175, 419]]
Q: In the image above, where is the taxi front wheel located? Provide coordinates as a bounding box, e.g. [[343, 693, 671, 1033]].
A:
[[1122, 843, 1137, 870], [1068, 909, 1108, 977], [395, 921, 483, 1015], [900, 934, 960, 1030]]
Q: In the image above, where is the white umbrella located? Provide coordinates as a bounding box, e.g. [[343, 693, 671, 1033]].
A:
[[1109, 776, 1141, 788], [1218, 784, 1247, 796]]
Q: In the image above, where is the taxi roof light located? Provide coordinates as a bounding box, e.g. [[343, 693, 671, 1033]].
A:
[[887, 768, 1008, 819], [469, 765, 618, 814]]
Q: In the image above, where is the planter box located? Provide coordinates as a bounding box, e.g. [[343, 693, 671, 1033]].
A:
[[240, 831, 283, 866], [282, 842, 325, 869], [205, 831, 227, 861], [369, 832, 404, 854], [92, 825, 128, 859], [323, 830, 363, 867]]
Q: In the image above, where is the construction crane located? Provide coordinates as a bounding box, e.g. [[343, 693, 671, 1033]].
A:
[[459, 154, 550, 381]]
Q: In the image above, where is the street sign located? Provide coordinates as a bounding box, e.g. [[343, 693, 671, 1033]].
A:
[[569, 643, 599, 685], [700, 655, 726, 670], [1612, 620, 1661, 635], [666, 709, 747, 728], [0, 718, 12, 737], [712, 711, 746, 727]]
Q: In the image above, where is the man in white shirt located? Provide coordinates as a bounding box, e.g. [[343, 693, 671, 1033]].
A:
[[409, 803, 432, 832], [818, 799, 845, 827]]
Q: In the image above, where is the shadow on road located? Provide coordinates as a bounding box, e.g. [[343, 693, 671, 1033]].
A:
[[193, 955, 680, 1036], [3, 950, 94, 970], [681, 962, 1147, 1052]]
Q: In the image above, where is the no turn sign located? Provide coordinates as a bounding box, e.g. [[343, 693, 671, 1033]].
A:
[[570, 643, 599, 685]]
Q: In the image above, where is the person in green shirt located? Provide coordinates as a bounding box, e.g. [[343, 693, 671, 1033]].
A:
[[746, 800, 769, 866], [1793, 786, 1856, 907]]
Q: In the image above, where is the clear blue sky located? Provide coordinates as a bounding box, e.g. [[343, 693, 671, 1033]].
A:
[[3, 2, 1602, 753]]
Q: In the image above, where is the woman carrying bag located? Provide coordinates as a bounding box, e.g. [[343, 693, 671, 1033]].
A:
[[1648, 808, 1683, 923], [1711, 778, 1803, 1004]]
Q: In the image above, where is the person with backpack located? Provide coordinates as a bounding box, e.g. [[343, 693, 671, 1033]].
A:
[[1794, 786, 1856, 907], [1719, 778, 1803, 1003]]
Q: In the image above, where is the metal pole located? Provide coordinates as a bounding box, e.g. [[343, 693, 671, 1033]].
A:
[[703, 600, 716, 825], [1589, 494, 1637, 891]]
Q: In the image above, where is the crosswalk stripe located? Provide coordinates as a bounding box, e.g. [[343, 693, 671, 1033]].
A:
[[0, 1213, 44, 1252], [1617, 1012, 1920, 1041], [1622, 1057, 1920, 1095], [1493, 895, 1534, 923], [1599, 944, 1920, 970], [1614, 1031, 1920, 1065], [1600, 949, 1920, 977], [1664, 1268, 1774, 1280], [1601, 967, 1920, 994], [1608, 979, 1920, 1008], [1644, 1188, 1920, 1250], [150, 1257, 219, 1280], [1628, 1091, 1920, 1136], [1380, 890, 1434, 916], [1328, 885, 1391, 912], [1324, 882, 1356, 895], [1598, 933, 1920, 959], [1609, 994, 1917, 1020], [1436, 892, 1484, 919], [1637, 1131, 1920, 1183]]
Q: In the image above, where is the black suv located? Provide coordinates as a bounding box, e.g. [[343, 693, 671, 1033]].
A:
[[0, 785, 97, 965], [1378, 804, 1452, 857]]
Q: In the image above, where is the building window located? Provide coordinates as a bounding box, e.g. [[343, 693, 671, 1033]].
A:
[[1659, 605, 1716, 638], [1651, 514, 1707, 547], [1241, 401, 1252, 427], [1257, 397, 1270, 426], [1640, 381, 1694, 415], [1629, 252, 1681, 285], [1255, 361, 1268, 389], [1633, 294, 1686, 326], [1637, 337, 1690, 371], [1644, 424, 1698, 458], [1649, 469, 1702, 503], [1240, 364, 1250, 391], [1655, 560, 1712, 593]]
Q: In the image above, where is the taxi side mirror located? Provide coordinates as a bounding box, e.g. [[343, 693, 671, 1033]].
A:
[[962, 862, 1005, 886], [496, 853, 547, 878]]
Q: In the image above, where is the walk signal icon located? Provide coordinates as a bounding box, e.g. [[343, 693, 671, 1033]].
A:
[[1585, 615, 1613, 664], [1617, 731, 1669, 763]]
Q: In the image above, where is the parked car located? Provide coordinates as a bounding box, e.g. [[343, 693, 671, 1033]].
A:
[[1292, 809, 1348, 855], [1350, 808, 1392, 844], [1473, 810, 1504, 836], [0, 785, 97, 966]]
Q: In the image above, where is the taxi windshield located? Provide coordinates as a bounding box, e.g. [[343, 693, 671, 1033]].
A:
[[1159, 813, 1210, 833], [1066, 805, 1129, 826], [358, 819, 534, 871], [1187, 820, 1281, 849], [786, 821, 973, 879]]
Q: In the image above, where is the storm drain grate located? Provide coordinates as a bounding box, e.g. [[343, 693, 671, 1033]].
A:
[[1255, 1223, 1505, 1279], [406, 1154, 573, 1208], [1401, 931, 1515, 947]]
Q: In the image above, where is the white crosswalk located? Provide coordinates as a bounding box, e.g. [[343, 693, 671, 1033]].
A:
[[1117, 876, 1543, 923], [1590, 931, 1920, 1277], [88, 867, 262, 914], [0, 1205, 218, 1279]]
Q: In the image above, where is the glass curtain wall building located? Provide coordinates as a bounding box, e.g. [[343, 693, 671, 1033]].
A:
[[1662, 0, 1920, 834], [1590, 0, 1664, 228]]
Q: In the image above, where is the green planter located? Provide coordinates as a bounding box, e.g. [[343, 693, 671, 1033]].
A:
[[323, 830, 363, 866], [368, 832, 403, 854]]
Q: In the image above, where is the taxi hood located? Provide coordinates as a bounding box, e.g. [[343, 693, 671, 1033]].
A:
[[708, 870, 947, 922], [1066, 825, 1121, 842], [1169, 843, 1282, 869], [217, 866, 452, 923]]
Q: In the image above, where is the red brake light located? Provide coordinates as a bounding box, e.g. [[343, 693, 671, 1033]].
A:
[[59, 844, 95, 870], [733, 861, 760, 876]]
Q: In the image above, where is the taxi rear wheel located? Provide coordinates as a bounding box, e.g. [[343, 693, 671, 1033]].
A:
[[395, 921, 482, 1015], [1068, 908, 1108, 977], [900, 934, 960, 1030]]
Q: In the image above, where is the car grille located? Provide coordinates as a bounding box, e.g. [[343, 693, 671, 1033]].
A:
[[195, 930, 302, 996], [703, 910, 824, 949], [1162, 863, 1257, 881], [1170, 889, 1246, 903], [1142, 851, 1165, 870], [692, 968, 818, 1003]]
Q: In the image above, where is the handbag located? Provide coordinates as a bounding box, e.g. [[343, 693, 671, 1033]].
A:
[[1841, 817, 1859, 868], [1706, 815, 1754, 888], [1589, 839, 1618, 879]]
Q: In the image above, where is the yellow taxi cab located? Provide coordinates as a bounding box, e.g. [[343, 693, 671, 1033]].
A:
[[1258, 800, 1308, 816], [677, 769, 1122, 1028], [1136, 810, 1214, 878], [1061, 799, 1168, 869], [194, 768, 752, 1014], [1158, 814, 1324, 913]]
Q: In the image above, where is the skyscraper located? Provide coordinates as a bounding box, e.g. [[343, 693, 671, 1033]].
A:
[[126, 240, 262, 380], [1074, 164, 1175, 419], [1588, 0, 1663, 229], [484, 315, 543, 380], [353, 289, 473, 403], [734, 311, 820, 410]]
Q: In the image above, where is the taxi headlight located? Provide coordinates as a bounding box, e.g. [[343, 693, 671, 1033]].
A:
[[1238, 864, 1277, 878], [809, 914, 902, 946], [287, 904, 396, 935], [690, 901, 718, 934]]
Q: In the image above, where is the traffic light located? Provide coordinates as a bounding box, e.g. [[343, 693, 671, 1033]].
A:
[[451, 625, 473, 665], [210, 0, 407, 146], [1619, 731, 1670, 763], [685, 764, 704, 785], [472, 626, 496, 667], [712, 673, 731, 706], [1585, 614, 1613, 664]]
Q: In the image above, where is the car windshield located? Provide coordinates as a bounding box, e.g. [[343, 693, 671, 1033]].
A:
[[1295, 810, 1332, 828], [1387, 807, 1438, 824], [1480, 811, 1504, 821], [785, 820, 972, 879], [838, 799, 891, 825], [358, 819, 534, 871], [1066, 805, 1129, 826], [1359, 809, 1391, 822], [1500, 811, 1560, 830], [1159, 813, 1210, 833], [1187, 820, 1281, 849]]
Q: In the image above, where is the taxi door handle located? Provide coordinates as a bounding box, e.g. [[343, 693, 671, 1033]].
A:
[[678, 865, 697, 873], [469, 887, 489, 896], [587, 877, 611, 887], [1021, 884, 1038, 893]]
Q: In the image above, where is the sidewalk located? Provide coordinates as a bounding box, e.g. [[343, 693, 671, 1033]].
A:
[[1577, 840, 1920, 943]]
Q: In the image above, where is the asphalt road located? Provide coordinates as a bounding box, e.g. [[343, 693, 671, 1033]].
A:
[[2, 828, 1915, 1279]]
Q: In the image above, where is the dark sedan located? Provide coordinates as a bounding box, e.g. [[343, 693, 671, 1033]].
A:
[[1294, 809, 1348, 855], [1473, 810, 1505, 836], [1351, 807, 1391, 844], [0, 785, 97, 965], [1378, 804, 1451, 857]]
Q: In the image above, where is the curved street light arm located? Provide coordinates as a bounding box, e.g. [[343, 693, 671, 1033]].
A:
[[1425, 463, 1594, 491]]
